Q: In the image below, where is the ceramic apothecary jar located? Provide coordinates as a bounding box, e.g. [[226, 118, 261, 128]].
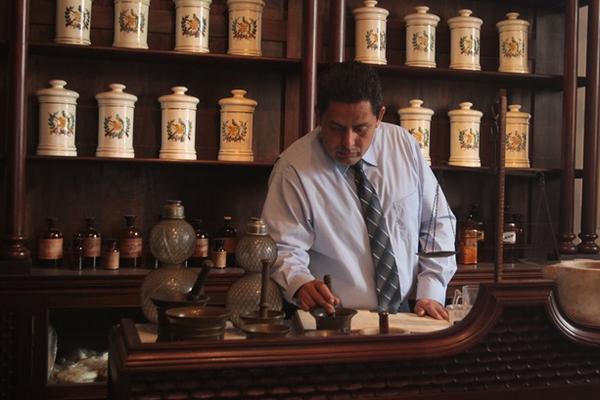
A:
[[158, 86, 199, 160], [404, 6, 439, 68], [227, 0, 264, 56], [352, 1, 389, 65], [448, 9, 483, 71], [95, 83, 137, 158], [448, 102, 482, 167], [505, 104, 531, 168], [36, 80, 79, 156], [113, 0, 150, 49], [173, 0, 212, 53], [218, 89, 257, 162], [496, 12, 529, 73], [397, 99, 434, 165], [55, 0, 93, 45]]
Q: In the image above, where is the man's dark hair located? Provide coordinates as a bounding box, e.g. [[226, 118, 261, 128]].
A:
[[316, 61, 384, 116]]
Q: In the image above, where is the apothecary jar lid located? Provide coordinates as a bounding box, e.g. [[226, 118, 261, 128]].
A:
[[447, 9, 483, 29], [158, 86, 199, 108], [398, 99, 434, 117], [95, 83, 138, 105], [352, 1, 389, 19], [507, 104, 531, 119], [226, 0, 264, 8], [173, 0, 212, 6], [496, 12, 530, 30], [404, 6, 440, 26], [162, 200, 186, 219], [218, 89, 257, 108], [36, 80, 79, 104], [245, 217, 269, 235], [448, 102, 483, 118], [115, 0, 151, 6]]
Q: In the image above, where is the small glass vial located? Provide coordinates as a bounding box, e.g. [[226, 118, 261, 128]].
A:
[[458, 228, 478, 265], [120, 215, 143, 268], [103, 239, 120, 270], [212, 239, 227, 269], [503, 211, 517, 263], [70, 236, 84, 270], [217, 216, 237, 267], [39, 218, 64, 268], [513, 213, 526, 260], [81, 217, 102, 269], [189, 219, 210, 268], [55, 0, 93, 45], [467, 204, 485, 262]]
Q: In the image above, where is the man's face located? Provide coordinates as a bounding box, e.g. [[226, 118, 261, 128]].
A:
[[318, 101, 385, 166]]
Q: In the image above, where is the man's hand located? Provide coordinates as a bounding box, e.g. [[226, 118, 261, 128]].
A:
[[414, 298, 449, 321], [295, 280, 341, 314]]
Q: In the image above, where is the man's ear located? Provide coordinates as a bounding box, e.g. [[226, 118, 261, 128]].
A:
[[377, 105, 386, 125]]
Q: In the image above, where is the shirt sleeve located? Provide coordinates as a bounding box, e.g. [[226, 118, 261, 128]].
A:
[[413, 139, 458, 305], [261, 160, 316, 303]]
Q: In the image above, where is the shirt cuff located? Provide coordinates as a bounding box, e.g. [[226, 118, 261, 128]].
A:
[[281, 272, 315, 304], [415, 275, 448, 306]]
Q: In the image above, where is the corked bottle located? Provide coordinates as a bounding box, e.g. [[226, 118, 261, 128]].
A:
[[120, 215, 143, 268], [103, 239, 120, 270], [80, 217, 102, 269], [189, 219, 210, 268], [38, 217, 64, 268], [216, 216, 237, 267]]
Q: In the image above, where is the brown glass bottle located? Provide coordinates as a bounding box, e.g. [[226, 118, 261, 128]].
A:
[[103, 239, 120, 270], [70, 236, 84, 271], [120, 215, 143, 268], [189, 219, 210, 268], [38, 217, 63, 268], [468, 204, 486, 261], [503, 210, 517, 264], [81, 217, 102, 269], [216, 216, 237, 267], [212, 239, 227, 269], [513, 213, 526, 260]]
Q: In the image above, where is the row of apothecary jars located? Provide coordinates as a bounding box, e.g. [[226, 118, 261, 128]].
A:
[[36, 80, 257, 162], [55, 0, 264, 56], [354, 1, 529, 73], [398, 100, 531, 168]]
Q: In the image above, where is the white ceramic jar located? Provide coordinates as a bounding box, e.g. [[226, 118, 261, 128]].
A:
[[158, 86, 199, 160], [448, 9, 483, 71], [95, 83, 137, 158], [227, 0, 264, 56], [404, 6, 439, 68], [496, 12, 529, 73], [113, 0, 150, 49], [55, 0, 93, 45], [448, 102, 482, 167], [218, 89, 257, 162], [36, 80, 79, 157], [173, 0, 211, 53], [397, 99, 434, 165], [352, 1, 389, 65], [505, 104, 531, 168]]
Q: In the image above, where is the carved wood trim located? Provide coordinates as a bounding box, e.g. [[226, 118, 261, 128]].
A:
[[546, 290, 600, 347]]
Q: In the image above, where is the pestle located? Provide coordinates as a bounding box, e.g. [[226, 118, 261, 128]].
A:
[[379, 312, 389, 334], [323, 274, 336, 317], [259, 259, 271, 319], [187, 259, 213, 301]]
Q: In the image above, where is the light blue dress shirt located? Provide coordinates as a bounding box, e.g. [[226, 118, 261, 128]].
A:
[[261, 122, 457, 309]]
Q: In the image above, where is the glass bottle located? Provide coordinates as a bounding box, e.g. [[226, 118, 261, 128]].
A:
[[189, 219, 210, 268], [212, 239, 227, 269], [503, 210, 517, 264], [38, 217, 63, 268], [513, 213, 526, 260], [216, 216, 237, 267], [120, 215, 143, 268], [81, 217, 101, 269], [70, 236, 84, 271], [458, 227, 478, 265], [468, 204, 486, 261], [103, 239, 120, 270]]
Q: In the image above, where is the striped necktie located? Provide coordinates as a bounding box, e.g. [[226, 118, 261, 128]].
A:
[[352, 159, 403, 312]]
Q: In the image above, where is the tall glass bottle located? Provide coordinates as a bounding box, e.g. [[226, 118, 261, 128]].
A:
[[70, 236, 84, 270], [503, 209, 517, 263], [81, 217, 101, 269], [120, 215, 143, 268], [513, 213, 526, 260], [38, 217, 63, 268], [216, 216, 237, 267], [189, 219, 210, 268], [468, 204, 485, 261]]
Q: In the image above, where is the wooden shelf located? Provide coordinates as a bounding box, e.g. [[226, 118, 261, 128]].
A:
[[29, 43, 301, 71], [27, 155, 275, 168], [432, 164, 561, 176]]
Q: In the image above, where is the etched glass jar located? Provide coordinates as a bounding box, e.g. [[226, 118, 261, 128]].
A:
[[36, 80, 79, 157], [496, 12, 529, 73], [448, 9, 483, 71], [404, 6, 439, 68], [158, 86, 199, 160], [173, 0, 212, 53], [352, 0, 389, 65], [95, 83, 137, 158], [227, 0, 264, 56], [218, 89, 257, 161], [448, 102, 482, 167], [397, 99, 434, 165], [505, 104, 531, 168], [113, 0, 151, 49], [55, 0, 93, 45]]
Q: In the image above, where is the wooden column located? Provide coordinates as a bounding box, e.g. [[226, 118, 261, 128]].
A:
[[2, 0, 30, 262], [329, 0, 346, 63], [559, 0, 579, 254], [578, 0, 600, 254], [301, 0, 318, 135], [495, 90, 507, 283]]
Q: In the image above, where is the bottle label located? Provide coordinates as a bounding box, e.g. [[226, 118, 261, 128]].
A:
[[39, 238, 63, 260], [503, 232, 516, 244], [194, 238, 209, 258], [103, 252, 120, 270], [213, 249, 227, 269], [120, 238, 142, 258], [458, 231, 478, 265], [83, 237, 101, 257]]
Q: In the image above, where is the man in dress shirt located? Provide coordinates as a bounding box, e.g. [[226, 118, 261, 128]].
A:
[[261, 61, 456, 320]]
